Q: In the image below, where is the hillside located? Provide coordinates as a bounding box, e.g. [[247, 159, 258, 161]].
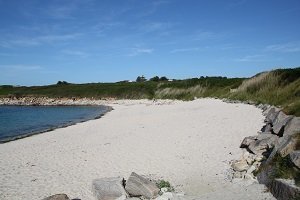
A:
[[1, 67, 299, 116]]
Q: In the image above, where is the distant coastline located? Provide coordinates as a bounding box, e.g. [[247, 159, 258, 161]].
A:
[[0, 96, 114, 106]]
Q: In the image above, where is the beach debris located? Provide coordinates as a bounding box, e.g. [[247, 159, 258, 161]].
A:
[[125, 172, 160, 199], [92, 177, 128, 200], [42, 194, 70, 200]]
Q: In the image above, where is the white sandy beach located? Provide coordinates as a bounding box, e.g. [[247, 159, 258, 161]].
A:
[[0, 99, 275, 200]]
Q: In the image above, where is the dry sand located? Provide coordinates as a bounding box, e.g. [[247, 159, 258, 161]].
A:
[[0, 98, 275, 200]]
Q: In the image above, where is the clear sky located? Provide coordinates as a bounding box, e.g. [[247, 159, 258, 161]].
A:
[[0, 0, 300, 86]]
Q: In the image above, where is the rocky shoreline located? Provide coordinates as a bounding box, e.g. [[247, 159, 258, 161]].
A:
[[229, 102, 300, 200], [0, 97, 110, 106]]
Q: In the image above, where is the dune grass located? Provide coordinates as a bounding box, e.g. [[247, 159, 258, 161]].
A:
[[227, 68, 300, 116]]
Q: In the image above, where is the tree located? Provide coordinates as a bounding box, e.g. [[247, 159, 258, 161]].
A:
[[159, 76, 168, 81], [136, 75, 147, 82], [57, 81, 69, 85], [149, 76, 160, 82]]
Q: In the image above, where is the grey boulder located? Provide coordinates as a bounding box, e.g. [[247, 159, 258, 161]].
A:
[[272, 111, 293, 136], [42, 194, 70, 200], [284, 117, 300, 137], [125, 172, 159, 199], [92, 177, 128, 200], [247, 137, 277, 155], [277, 136, 297, 157], [265, 107, 281, 123]]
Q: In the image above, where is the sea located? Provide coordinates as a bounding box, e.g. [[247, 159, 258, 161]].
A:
[[0, 105, 110, 143]]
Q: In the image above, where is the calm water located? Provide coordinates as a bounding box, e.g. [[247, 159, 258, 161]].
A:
[[0, 105, 110, 143]]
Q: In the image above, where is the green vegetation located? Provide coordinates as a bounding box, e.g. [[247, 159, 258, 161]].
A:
[[270, 153, 300, 186], [1, 67, 299, 115], [156, 180, 174, 192], [228, 68, 300, 116]]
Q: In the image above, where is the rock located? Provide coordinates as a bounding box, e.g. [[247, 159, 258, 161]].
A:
[[290, 151, 300, 169], [284, 117, 300, 137], [161, 187, 168, 193], [243, 152, 256, 165], [272, 112, 293, 136], [254, 155, 265, 162], [265, 107, 281, 123], [125, 172, 159, 199], [261, 123, 273, 133], [244, 173, 255, 180], [42, 194, 70, 200], [231, 159, 249, 172], [277, 136, 297, 157], [92, 177, 128, 200], [256, 133, 277, 141], [262, 104, 270, 112], [246, 165, 256, 174], [240, 136, 257, 148], [252, 161, 261, 169], [248, 139, 270, 155], [269, 179, 300, 200], [262, 106, 273, 116]]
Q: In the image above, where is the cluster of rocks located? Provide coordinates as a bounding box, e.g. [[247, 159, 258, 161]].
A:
[[231, 104, 300, 200], [42, 172, 184, 200], [0, 97, 109, 106]]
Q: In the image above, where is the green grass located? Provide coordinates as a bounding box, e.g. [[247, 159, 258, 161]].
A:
[[156, 180, 174, 192], [227, 68, 300, 116], [270, 153, 300, 186], [1, 67, 299, 115]]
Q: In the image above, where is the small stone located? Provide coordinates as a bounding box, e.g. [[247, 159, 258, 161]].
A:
[[254, 155, 264, 162], [231, 160, 249, 172], [161, 187, 168, 193], [244, 173, 254, 180], [246, 165, 256, 174]]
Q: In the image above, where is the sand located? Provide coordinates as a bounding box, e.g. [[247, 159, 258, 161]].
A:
[[0, 98, 275, 200]]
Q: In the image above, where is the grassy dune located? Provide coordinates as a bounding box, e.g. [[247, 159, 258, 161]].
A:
[[1, 67, 299, 115]]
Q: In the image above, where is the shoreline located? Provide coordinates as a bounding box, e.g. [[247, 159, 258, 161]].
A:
[[0, 105, 113, 144], [0, 99, 275, 200]]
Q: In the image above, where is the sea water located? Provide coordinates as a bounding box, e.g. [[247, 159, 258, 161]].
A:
[[0, 105, 109, 143]]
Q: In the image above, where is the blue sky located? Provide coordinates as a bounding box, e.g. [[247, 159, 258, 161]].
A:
[[0, 0, 300, 86]]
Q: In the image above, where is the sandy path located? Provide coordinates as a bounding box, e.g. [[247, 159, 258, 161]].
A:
[[0, 99, 274, 200]]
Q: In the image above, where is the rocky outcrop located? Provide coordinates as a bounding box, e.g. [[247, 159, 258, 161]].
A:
[[125, 172, 160, 199], [231, 104, 300, 199]]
